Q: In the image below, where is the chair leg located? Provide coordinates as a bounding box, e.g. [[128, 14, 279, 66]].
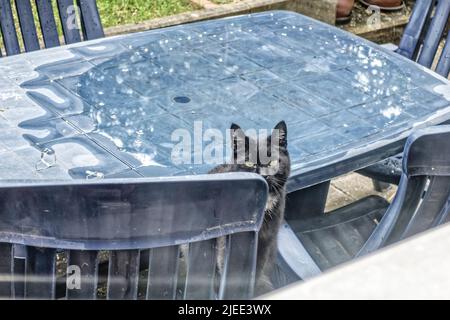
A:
[[285, 181, 331, 220], [372, 180, 391, 192]]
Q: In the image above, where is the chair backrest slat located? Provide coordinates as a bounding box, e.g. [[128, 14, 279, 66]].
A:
[[439, 197, 450, 224], [0, 0, 20, 55], [402, 176, 450, 238], [57, 0, 82, 44], [35, 0, 60, 48], [0, 243, 13, 298], [435, 32, 450, 77], [397, 0, 436, 59], [221, 232, 258, 300], [378, 176, 427, 247], [66, 250, 99, 299], [184, 239, 217, 300], [417, 0, 450, 68], [107, 250, 140, 300], [77, 0, 104, 41], [12, 245, 26, 299], [146, 245, 180, 300], [25, 247, 56, 299], [15, 0, 40, 52]]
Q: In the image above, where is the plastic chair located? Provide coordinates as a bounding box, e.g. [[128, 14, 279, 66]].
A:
[[358, 0, 450, 188], [0, 173, 267, 299], [0, 0, 103, 56], [278, 125, 450, 281]]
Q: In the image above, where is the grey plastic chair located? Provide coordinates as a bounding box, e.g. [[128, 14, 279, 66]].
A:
[[279, 125, 450, 281], [0, 0, 104, 56], [0, 173, 267, 299], [358, 0, 450, 188]]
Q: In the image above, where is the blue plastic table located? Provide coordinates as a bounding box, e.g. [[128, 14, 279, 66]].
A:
[[1, 11, 450, 192]]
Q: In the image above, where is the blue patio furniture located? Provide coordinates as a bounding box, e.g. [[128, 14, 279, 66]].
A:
[[1, 10, 450, 298], [0, 173, 267, 299], [265, 222, 450, 300], [278, 125, 450, 285], [1, 11, 449, 193], [358, 0, 450, 188], [0, 0, 103, 56]]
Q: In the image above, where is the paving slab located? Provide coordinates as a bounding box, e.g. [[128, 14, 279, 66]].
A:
[[326, 173, 397, 212]]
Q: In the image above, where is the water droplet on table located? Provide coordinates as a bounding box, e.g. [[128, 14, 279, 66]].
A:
[[35, 148, 56, 171], [85, 170, 105, 180]]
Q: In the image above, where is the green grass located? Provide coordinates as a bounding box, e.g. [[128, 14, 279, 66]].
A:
[[97, 0, 199, 28]]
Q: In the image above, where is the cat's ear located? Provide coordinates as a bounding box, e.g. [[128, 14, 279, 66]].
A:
[[273, 121, 287, 148], [230, 123, 244, 136], [230, 123, 246, 157], [230, 123, 246, 143], [230, 123, 242, 131]]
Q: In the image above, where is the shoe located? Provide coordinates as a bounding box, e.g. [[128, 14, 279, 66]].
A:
[[359, 0, 405, 11], [336, 0, 355, 24]]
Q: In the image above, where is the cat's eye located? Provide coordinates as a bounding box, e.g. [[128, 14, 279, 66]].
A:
[[269, 160, 279, 168], [244, 161, 255, 168]]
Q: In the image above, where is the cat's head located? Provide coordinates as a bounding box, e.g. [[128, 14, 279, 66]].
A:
[[229, 121, 291, 191]]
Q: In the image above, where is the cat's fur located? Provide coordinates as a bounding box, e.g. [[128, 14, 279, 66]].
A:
[[209, 121, 290, 296]]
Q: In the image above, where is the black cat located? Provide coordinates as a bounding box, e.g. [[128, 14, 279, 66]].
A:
[[209, 120, 291, 296]]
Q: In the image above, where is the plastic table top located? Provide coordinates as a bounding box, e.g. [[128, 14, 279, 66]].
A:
[[1, 10, 450, 192]]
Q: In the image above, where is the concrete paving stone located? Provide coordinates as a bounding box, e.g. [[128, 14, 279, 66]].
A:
[[326, 173, 397, 212]]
